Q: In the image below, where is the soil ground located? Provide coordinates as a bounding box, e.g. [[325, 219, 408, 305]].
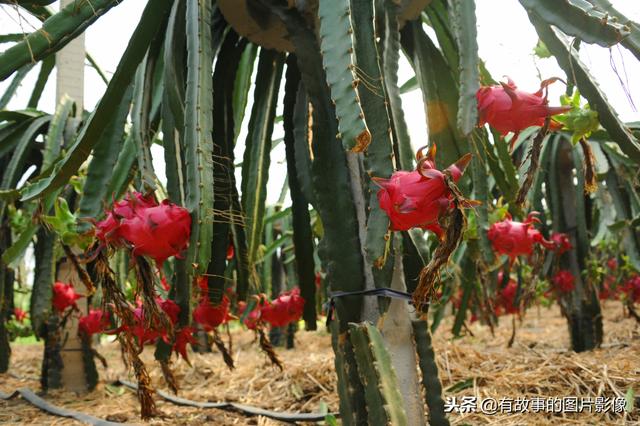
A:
[[1, 301, 639, 425]]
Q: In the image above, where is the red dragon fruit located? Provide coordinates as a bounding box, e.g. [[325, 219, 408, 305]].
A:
[[173, 326, 196, 362], [550, 232, 572, 255], [624, 275, 640, 303], [193, 295, 233, 331], [261, 288, 305, 328], [374, 145, 472, 238], [552, 270, 575, 293], [117, 200, 191, 266], [488, 212, 555, 262], [495, 272, 519, 316], [78, 309, 109, 337], [95, 192, 157, 245], [52, 281, 82, 312], [477, 77, 571, 148], [13, 307, 27, 322]]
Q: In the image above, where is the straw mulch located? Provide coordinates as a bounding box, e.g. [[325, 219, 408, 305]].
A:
[[435, 300, 640, 425], [0, 301, 638, 425]]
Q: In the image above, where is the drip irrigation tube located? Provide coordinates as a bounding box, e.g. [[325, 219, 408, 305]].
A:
[[0, 388, 123, 426], [1, 381, 337, 424], [114, 380, 337, 422]]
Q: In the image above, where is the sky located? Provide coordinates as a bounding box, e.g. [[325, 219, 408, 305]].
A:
[[0, 0, 639, 205]]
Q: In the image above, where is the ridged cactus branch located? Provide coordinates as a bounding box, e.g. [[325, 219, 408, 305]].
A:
[[240, 48, 285, 293], [0, 64, 35, 109], [28, 56, 55, 109], [604, 153, 640, 270], [283, 57, 318, 330], [0, 226, 10, 372], [449, 0, 479, 136], [318, 0, 372, 152], [331, 321, 367, 425], [265, 1, 366, 329], [588, 0, 640, 61], [519, 0, 631, 47], [400, 20, 468, 169], [546, 136, 603, 351], [349, 0, 395, 283], [209, 30, 246, 304], [412, 319, 450, 426], [292, 85, 317, 207], [20, 0, 173, 202], [424, 0, 459, 77], [77, 87, 133, 227], [401, 229, 429, 294], [383, 0, 413, 171], [469, 130, 495, 266], [163, 0, 187, 147], [3, 98, 70, 265], [185, 0, 215, 277], [0, 116, 51, 217], [162, 0, 189, 320], [0, 0, 122, 81], [131, 51, 160, 192], [349, 322, 409, 426], [31, 228, 55, 337], [233, 44, 258, 144], [524, 6, 640, 163]]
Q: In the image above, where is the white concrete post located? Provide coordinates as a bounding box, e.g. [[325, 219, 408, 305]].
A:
[[56, 0, 88, 393], [56, 0, 85, 115]]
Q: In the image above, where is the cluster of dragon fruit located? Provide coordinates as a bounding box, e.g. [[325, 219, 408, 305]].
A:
[[6, 190, 307, 414], [8, 77, 638, 346], [59, 193, 300, 352], [6, 76, 639, 412], [373, 77, 640, 323]]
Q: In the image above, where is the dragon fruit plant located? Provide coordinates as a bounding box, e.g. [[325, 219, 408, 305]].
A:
[[1, 0, 639, 423]]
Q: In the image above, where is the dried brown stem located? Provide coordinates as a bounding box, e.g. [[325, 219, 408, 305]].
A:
[[61, 244, 95, 295], [93, 248, 157, 419], [507, 315, 517, 348], [159, 360, 179, 394], [134, 257, 173, 339], [414, 175, 469, 314], [257, 327, 283, 370], [95, 249, 134, 329], [213, 329, 235, 370], [579, 137, 598, 194], [225, 322, 233, 355], [132, 355, 158, 419], [515, 118, 550, 207]]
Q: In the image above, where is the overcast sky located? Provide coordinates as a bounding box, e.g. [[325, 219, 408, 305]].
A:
[[1, 0, 639, 204]]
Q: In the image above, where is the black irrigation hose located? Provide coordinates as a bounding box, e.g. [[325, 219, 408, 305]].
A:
[[0, 388, 123, 426], [114, 380, 337, 422], [0, 380, 337, 424]]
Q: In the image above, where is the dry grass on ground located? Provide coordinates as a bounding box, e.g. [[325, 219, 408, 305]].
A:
[[1, 301, 639, 425]]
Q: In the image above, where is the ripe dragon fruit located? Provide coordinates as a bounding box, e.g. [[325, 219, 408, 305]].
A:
[[488, 212, 555, 262], [374, 145, 472, 238], [52, 281, 82, 312], [193, 295, 233, 331], [550, 232, 572, 255], [477, 77, 571, 148], [260, 288, 305, 328], [95, 192, 191, 266], [552, 270, 575, 293], [78, 309, 110, 337]]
